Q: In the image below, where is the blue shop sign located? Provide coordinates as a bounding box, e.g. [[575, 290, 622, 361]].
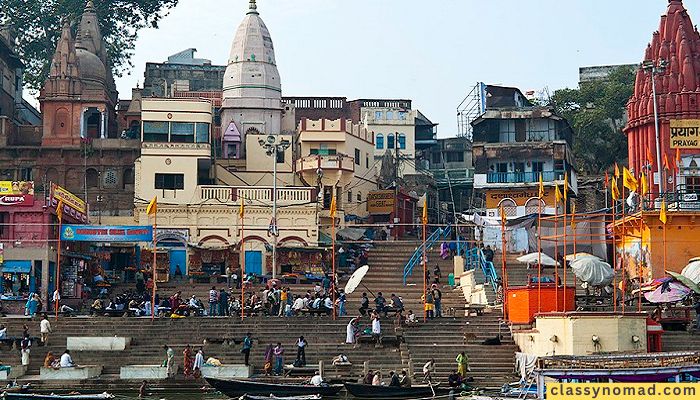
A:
[[0, 260, 31, 273], [61, 225, 153, 242]]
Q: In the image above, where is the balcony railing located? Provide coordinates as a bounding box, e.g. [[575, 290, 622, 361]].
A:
[[296, 154, 355, 173], [486, 170, 564, 184], [432, 168, 474, 182], [197, 185, 314, 206]]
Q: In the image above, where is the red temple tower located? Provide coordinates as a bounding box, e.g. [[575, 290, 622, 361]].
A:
[[625, 0, 700, 198]]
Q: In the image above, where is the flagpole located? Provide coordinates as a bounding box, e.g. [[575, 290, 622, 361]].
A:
[[151, 206, 157, 321], [55, 215, 62, 320], [571, 204, 577, 295], [621, 181, 626, 313], [563, 192, 568, 313], [612, 187, 618, 313], [422, 205, 427, 323], [500, 205, 507, 321], [537, 198, 542, 313], [554, 195, 559, 312], [240, 207, 245, 321], [331, 211, 336, 321]]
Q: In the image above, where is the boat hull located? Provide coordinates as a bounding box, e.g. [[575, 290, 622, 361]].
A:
[[205, 377, 343, 397], [343, 382, 454, 399]]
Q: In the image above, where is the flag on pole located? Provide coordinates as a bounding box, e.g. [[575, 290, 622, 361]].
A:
[[56, 200, 64, 222], [663, 153, 671, 171], [238, 199, 245, 218], [676, 148, 681, 169], [555, 184, 563, 205], [329, 193, 337, 218], [611, 177, 620, 200], [500, 205, 507, 226], [641, 173, 649, 196], [538, 173, 544, 198], [614, 163, 620, 178], [647, 148, 655, 167], [605, 171, 610, 188], [421, 198, 428, 225], [571, 203, 577, 229], [623, 167, 638, 192], [660, 199, 668, 224], [146, 196, 157, 216], [564, 174, 568, 202]]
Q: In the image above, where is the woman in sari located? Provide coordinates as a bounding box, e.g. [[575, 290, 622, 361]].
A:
[[263, 344, 274, 376], [183, 344, 194, 377]]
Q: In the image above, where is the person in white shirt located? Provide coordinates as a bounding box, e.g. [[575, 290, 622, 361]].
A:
[[0, 324, 7, 339], [60, 350, 75, 368], [372, 316, 381, 346], [40, 314, 52, 345], [292, 296, 305, 314], [323, 296, 333, 314], [422, 358, 435, 382], [310, 371, 323, 386], [194, 348, 204, 370]]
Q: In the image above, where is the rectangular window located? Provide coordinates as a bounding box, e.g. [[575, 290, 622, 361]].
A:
[[387, 134, 395, 149], [398, 134, 406, 149], [155, 173, 184, 190], [195, 123, 210, 143], [375, 111, 383, 120], [366, 154, 369, 168], [170, 122, 195, 143], [387, 111, 394, 120], [687, 176, 700, 194], [398, 111, 407, 120], [355, 148, 360, 165], [347, 190, 353, 203], [19, 167, 33, 181], [432, 152, 442, 165], [276, 149, 285, 164], [376, 135, 384, 149], [142, 121, 169, 142], [532, 161, 544, 173], [357, 192, 362, 202], [445, 152, 464, 163]]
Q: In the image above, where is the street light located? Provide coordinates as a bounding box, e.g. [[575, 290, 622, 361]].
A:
[[258, 134, 291, 279], [641, 59, 668, 196]]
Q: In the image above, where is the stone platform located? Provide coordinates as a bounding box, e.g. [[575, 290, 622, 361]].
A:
[[120, 365, 169, 380], [40, 365, 103, 380], [67, 337, 131, 351], [0, 365, 27, 380], [201, 364, 253, 378]]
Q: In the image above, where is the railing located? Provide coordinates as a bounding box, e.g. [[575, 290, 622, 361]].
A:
[[402, 225, 452, 285], [197, 186, 314, 205], [432, 168, 475, 182], [295, 154, 355, 173], [486, 170, 563, 184], [465, 247, 499, 292]]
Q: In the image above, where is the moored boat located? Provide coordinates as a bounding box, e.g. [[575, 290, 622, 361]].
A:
[[205, 377, 343, 398], [2, 393, 114, 400], [343, 382, 455, 399], [238, 395, 322, 400]]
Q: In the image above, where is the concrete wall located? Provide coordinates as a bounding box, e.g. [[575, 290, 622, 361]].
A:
[[364, 108, 417, 176]]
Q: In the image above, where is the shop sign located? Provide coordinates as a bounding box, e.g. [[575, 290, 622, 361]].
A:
[[156, 228, 190, 244], [367, 190, 395, 214], [670, 119, 700, 148], [50, 183, 88, 222], [485, 188, 553, 209], [0, 181, 34, 207], [61, 225, 153, 242]]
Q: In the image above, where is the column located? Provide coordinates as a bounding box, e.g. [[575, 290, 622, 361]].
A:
[[80, 108, 87, 138], [100, 110, 106, 139]]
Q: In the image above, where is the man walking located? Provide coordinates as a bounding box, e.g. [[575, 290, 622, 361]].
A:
[[163, 345, 175, 377], [295, 336, 307, 366], [241, 333, 253, 366], [372, 314, 381, 347], [208, 286, 218, 316], [219, 288, 229, 317], [432, 285, 442, 318], [273, 342, 285, 375], [40, 313, 52, 345]]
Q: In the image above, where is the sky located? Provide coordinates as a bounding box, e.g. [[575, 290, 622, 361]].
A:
[[115, 0, 695, 137]]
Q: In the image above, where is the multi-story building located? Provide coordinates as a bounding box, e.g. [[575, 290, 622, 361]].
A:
[[471, 85, 577, 218], [424, 137, 474, 214], [142, 49, 226, 98]]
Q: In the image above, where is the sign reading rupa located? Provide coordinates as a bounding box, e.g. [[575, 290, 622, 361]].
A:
[[670, 119, 700, 148], [0, 181, 35, 207], [367, 190, 395, 214]]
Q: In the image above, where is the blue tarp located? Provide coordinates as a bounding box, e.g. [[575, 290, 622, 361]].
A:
[[1, 260, 31, 273]]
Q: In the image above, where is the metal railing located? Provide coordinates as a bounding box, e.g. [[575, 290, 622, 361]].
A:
[[465, 247, 499, 292], [486, 170, 563, 184], [402, 225, 452, 285]]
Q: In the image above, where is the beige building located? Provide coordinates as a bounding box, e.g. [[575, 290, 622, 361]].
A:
[[362, 104, 417, 176]]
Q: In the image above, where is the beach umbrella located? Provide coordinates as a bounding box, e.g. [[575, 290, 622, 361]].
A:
[[517, 252, 559, 267], [570, 257, 614, 287], [344, 265, 370, 295], [564, 252, 598, 262], [681, 260, 700, 284], [644, 281, 691, 303], [668, 271, 700, 294], [266, 278, 281, 289]]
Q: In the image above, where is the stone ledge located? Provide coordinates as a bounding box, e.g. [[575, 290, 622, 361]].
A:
[[40, 365, 102, 380], [201, 365, 253, 379], [120, 365, 169, 380], [67, 337, 131, 351], [0, 365, 27, 380]]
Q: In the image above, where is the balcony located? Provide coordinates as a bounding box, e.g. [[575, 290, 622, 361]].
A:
[[431, 168, 474, 184], [295, 154, 355, 174], [197, 185, 315, 206], [486, 170, 564, 184]]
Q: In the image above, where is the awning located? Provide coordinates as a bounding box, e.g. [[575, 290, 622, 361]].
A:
[[1, 260, 32, 274], [336, 227, 368, 241]]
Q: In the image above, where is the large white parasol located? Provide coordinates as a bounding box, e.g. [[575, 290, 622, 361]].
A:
[[564, 252, 598, 262], [344, 265, 370, 295], [571, 257, 614, 287], [517, 252, 559, 267], [681, 260, 700, 284]]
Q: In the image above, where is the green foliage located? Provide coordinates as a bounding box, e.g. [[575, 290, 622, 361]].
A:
[[550, 66, 636, 175], [0, 0, 179, 91]]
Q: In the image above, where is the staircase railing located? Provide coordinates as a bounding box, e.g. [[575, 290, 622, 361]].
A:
[[402, 225, 451, 285], [466, 247, 499, 292]]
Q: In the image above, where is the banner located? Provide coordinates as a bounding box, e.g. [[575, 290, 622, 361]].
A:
[[50, 183, 88, 222], [61, 225, 153, 242], [0, 181, 34, 207], [0, 243, 3, 264], [367, 190, 395, 214], [670, 119, 700, 148]]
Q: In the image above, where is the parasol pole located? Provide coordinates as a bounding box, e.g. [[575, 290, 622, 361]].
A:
[[151, 206, 157, 321], [422, 200, 427, 323], [537, 198, 542, 313], [55, 204, 63, 321], [332, 209, 336, 321]]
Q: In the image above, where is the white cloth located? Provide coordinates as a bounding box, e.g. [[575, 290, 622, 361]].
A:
[[194, 351, 204, 369], [346, 322, 355, 344], [21, 349, 30, 365], [40, 319, 52, 334], [60, 353, 74, 367], [372, 318, 381, 335], [310, 374, 323, 386], [292, 298, 305, 311], [423, 361, 434, 374]]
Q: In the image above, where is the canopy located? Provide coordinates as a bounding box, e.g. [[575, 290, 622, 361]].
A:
[[682, 260, 700, 285], [644, 281, 691, 303], [564, 252, 598, 262], [571, 257, 614, 287], [667, 271, 700, 294], [344, 265, 369, 295], [517, 252, 559, 267], [0, 260, 31, 274], [336, 227, 368, 241]]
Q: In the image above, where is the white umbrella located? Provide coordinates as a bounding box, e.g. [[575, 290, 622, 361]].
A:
[[517, 252, 559, 267], [344, 265, 369, 295], [564, 252, 598, 262], [681, 260, 700, 284], [571, 257, 614, 287]]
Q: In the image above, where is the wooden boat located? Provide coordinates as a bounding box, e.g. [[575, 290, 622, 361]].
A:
[[2, 393, 114, 400], [205, 377, 343, 397], [238, 395, 322, 400], [343, 382, 454, 399]]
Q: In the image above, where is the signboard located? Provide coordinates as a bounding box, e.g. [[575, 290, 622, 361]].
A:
[[61, 225, 153, 242], [670, 119, 700, 149], [485, 188, 554, 209], [367, 190, 395, 215], [0, 243, 4, 264], [0, 181, 34, 207], [50, 183, 88, 223]]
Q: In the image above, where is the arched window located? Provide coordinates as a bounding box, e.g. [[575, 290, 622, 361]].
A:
[[398, 133, 406, 149], [498, 198, 518, 217], [86, 168, 99, 188], [387, 134, 395, 149], [525, 197, 545, 215], [376, 134, 384, 149]]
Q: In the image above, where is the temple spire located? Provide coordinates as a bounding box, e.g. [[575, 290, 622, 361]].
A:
[[247, 0, 258, 15]]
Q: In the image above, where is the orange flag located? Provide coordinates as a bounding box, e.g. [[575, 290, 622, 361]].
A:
[[614, 163, 620, 178], [660, 199, 667, 224], [647, 148, 655, 167], [676, 148, 681, 168]]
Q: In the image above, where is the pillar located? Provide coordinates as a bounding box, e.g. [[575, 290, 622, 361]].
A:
[[80, 108, 87, 138], [100, 110, 106, 139], [318, 360, 324, 378]]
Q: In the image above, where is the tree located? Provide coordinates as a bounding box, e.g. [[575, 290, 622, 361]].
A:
[[550, 66, 636, 175], [0, 0, 179, 91]]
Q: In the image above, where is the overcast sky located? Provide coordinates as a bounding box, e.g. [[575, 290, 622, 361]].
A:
[[116, 0, 694, 137]]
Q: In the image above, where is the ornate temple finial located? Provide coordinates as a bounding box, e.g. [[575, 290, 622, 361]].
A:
[[86, 0, 96, 12], [248, 0, 259, 15]]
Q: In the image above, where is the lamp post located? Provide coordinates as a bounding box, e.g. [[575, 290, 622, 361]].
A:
[[642, 59, 668, 196], [258, 134, 291, 279]]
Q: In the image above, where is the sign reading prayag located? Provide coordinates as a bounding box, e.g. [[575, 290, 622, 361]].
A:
[[50, 183, 88, 222], [61, 225, 153, 242], [0, 181, 34, 207], [670, 119, 700, 149], [367, 190, 395, 214]]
